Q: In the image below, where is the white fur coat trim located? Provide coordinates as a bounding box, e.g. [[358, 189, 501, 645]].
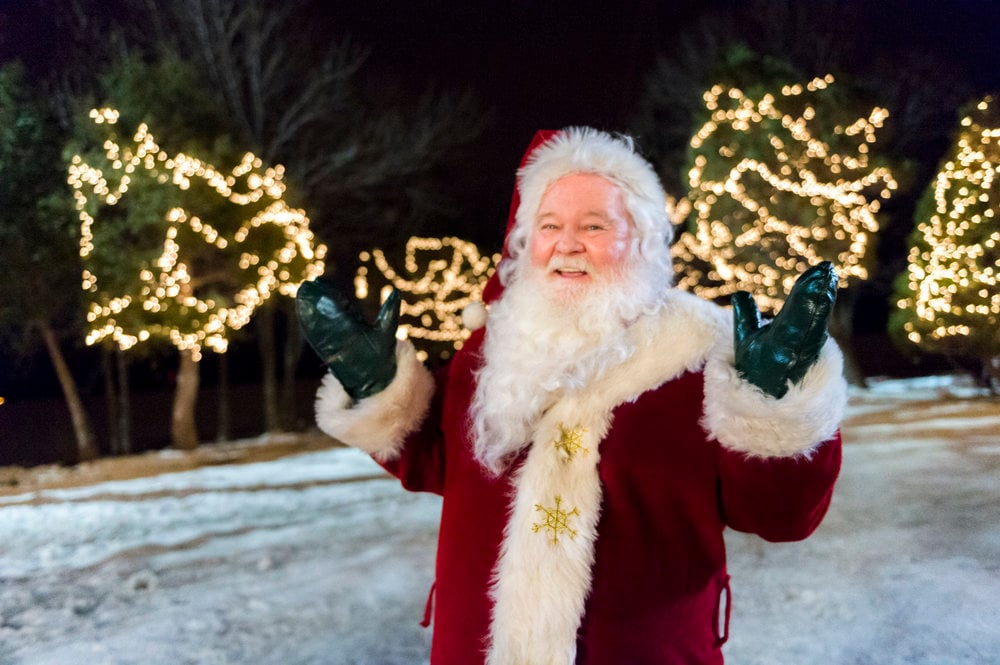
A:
[[486, 290, 726, 665], [313, 340, 435, 462], [486, 407, 608, 665], [485, 290, 847, 662], [702, 336, 847, 458]]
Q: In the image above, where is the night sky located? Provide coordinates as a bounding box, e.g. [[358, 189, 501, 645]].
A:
[[304, 0, 717, 232], [296, 0, 1000, 262], [310, 0, 1000, 177]]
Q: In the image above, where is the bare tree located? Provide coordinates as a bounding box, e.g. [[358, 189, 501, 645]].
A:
[[126, 0, 487, 431]]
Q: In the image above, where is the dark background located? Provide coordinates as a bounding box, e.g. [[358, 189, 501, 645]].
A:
[[311, 0, 1000, 219], [4, 0, 998, 244], [1, 0, 998, 462]]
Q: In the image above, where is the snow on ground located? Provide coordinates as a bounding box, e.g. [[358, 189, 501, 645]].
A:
[[1, 375, 999, 664]]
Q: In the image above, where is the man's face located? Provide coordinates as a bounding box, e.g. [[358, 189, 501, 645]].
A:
[[529, 173, 634, 297]]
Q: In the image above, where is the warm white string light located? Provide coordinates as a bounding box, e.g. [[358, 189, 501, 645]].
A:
[[355, 236, 498, 362], [672, 75, 897, 311], [896, 95, 999, 353], [69, 108, 327, 360]]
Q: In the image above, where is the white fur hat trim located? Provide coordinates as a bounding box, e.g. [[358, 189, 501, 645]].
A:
[[462, 301, 488, 331]]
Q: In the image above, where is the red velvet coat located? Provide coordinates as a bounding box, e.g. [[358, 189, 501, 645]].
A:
[[315, 289, 846, 665]]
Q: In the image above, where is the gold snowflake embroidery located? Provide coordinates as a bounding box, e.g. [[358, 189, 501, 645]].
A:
[[553, 424, 588, 460], [532, 496, 580, 544]]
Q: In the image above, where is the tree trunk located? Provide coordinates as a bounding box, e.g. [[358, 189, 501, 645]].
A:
[[39, 322, 98, 463], [281, 301, 303, 430], [101, 347, 120, 454], [116, 347, 132, 454], [216, 351, 231, 442], [256, 303, 281, 432], [171, 348, 200, 450]]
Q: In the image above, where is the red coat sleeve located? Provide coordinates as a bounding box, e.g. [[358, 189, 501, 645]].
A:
[[716, 432, 842, 542], [377, 364, 450, 495], [376, 329, 484, 496]]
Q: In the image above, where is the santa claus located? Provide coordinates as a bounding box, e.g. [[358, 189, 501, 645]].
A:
[[296, 127, 846, 665]]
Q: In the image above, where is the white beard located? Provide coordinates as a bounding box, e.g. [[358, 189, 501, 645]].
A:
[[470, 256, 665, 474]]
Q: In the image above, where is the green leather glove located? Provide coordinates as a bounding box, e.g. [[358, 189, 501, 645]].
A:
[[732, 262, 838, 399], [295, 278, 401, 402]]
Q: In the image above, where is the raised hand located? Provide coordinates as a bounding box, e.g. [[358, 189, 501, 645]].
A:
[[731, 262, 838, 399], [295, 278, 401, 401]]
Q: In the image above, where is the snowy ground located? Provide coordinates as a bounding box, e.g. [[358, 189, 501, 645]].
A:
[[1, 375, 999, 665]]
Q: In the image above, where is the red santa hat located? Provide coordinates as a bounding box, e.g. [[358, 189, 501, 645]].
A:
[[462, 127, 672, 330]]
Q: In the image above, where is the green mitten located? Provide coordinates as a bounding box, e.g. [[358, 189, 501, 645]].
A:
[[732, 262, 838, 399], [295, 278, 401, 401]]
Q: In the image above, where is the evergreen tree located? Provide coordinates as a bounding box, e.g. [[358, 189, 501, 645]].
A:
[[672, 65, 898, 313], [0, 63, 99, 462], [890, 96, 1000, 389], [69, 108, 326, 448]]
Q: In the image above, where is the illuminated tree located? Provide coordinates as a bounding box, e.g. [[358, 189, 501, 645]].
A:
[[0, 63, 98, 462], [633, 38, 972, 386], [354, 237, 498, 364], [69, 108, 327, 448], [672, 74, 898, 312], [631, 10, 973, 202], [890, 96, 1000, 390], [123, 0, 487, 430]]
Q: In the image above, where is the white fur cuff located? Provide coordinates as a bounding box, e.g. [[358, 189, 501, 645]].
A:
[[701, 337, 847, 458], [314, 340, 435, 461]]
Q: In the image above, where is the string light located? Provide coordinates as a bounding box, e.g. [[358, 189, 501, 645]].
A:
[[355, 236, 498, 362], [69, 108, 327, 361], [895, 95, 999, 354], [674, 75, 897, 311]]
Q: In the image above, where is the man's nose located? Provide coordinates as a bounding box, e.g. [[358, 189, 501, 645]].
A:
[[554, 227, 584, 253]]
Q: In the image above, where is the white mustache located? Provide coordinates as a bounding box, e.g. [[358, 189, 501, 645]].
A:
[[546, 256, 593, 274]]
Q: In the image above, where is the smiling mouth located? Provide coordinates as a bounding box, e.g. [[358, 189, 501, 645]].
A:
[[553, 268, 589, 277]]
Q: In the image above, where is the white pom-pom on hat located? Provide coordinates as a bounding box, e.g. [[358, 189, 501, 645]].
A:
[[462, 301, 488, 331]]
